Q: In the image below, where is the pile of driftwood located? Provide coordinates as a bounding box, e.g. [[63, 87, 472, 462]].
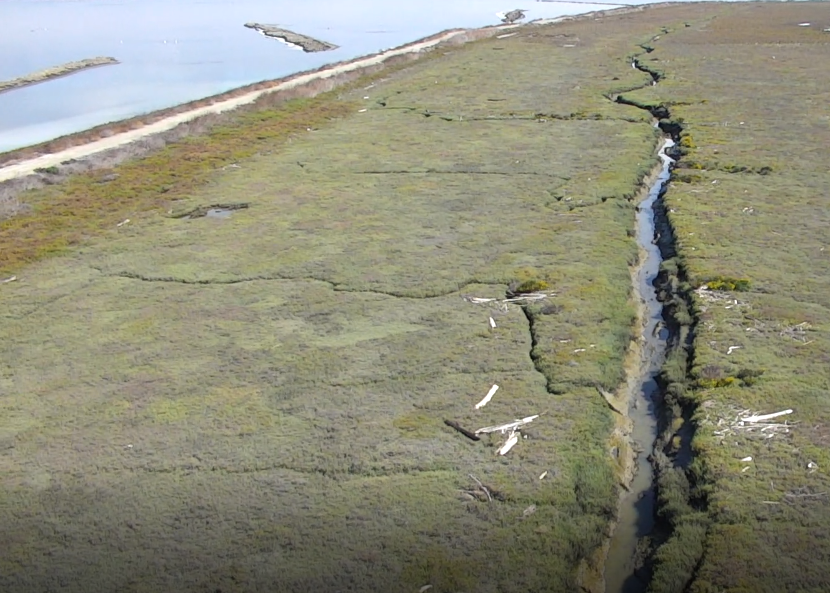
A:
[[445, 412, 541, 455], [463, 291, 556, 313], [694, 285, 750, 312], [709, 407, 796, 443], [744, 317, 815, 345]]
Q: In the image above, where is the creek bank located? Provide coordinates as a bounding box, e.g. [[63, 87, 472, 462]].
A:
[[0, 57, 119, 95], [602, 136, 674, 593], [600, 28, 705, 593]]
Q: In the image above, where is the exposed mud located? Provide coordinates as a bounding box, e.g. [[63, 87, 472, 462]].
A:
[[244, 23, 338, 52], [604, 137, 674, 593]]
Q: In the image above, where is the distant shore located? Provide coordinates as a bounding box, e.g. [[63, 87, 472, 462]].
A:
[[0, 57, 119, 94]]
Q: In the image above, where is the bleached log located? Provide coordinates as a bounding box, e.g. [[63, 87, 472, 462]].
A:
[[498, 432, 519, 455], [489, 316, 497, 329], [476, 414, 540, 435], [740, 409, 793, 423], [475, 384, 499, 410]]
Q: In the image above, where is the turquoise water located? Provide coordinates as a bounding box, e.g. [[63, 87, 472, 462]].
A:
[[0, 0, 641, 151]]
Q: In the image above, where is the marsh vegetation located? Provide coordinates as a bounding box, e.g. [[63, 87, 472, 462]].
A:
[[2, 3, 829, 592]]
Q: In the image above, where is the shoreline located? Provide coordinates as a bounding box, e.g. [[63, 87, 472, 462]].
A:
[[0, 26, 499, 176], [0, 57, 119, 95], [0, 3, 659, 175]]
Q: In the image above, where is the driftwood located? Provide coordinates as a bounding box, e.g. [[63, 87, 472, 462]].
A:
[[476, 414, 540, 435], [463, 292, 556, 313], [740, 409, 793, 423], [498, 432, 519, 455], [444, 419, 480, 441], [475, 384, 499, 410]]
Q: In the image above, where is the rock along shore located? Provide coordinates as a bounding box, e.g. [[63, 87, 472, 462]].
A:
[[0, 57, 119, 94]]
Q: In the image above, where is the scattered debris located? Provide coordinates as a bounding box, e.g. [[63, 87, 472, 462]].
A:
[[741, 466, 751, 473], [784, 487, 827, 500], [444, 419, 480, 441], [1, 275, 17, 283], [170, 202, 249, 219], [741, 456, 753, 462], [522, 504, 537, 517], [475, 384, 500, 410], [116, 218, 130, 227], [708, 405, 796, 443], [726, 345, 741, 355], [358, 108, 367, 113], [419, 586, 433, 593], [467, 474, 492, 501], [496, 32, 518, 39], [476, 414, 540, 435], [539, 470, 548, 480], [798, 22, 811, 27], [489, 316, 497, 329], [695, 285, 750, 312], [780, 321, 813, 343], [807, 461, 819, 473]]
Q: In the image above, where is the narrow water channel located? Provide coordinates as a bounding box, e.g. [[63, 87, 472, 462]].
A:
[[603, 138, 675, 593]]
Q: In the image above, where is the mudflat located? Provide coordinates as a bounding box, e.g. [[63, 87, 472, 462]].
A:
[[244, 23, 339, 52], [1, 3, 829, 593]]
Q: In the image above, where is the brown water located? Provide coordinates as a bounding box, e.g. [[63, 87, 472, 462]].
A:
[[603, 138, 674, 593]]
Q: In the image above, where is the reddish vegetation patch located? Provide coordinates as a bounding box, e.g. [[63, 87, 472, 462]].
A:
[[0, 95, 355, 276]]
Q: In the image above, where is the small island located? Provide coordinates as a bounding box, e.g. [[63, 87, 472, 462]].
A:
[[0, 57, 119, 94], [244, 23, 338, 52]]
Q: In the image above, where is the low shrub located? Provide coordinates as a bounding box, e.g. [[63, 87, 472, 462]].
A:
[[703, 276, 751, 291]]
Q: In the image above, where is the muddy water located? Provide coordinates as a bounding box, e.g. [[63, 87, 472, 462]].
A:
[[603, 138, 674, 593]]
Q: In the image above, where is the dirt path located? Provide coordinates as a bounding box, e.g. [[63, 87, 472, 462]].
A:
[[0, 28, 485, 183]]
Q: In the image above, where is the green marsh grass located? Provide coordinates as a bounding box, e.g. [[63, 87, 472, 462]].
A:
[[1, 5, 793, 592], [623, 4, 830, 591]]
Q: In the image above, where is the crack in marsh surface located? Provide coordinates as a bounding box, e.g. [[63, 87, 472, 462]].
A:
[[97, 268, 508, 299]]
